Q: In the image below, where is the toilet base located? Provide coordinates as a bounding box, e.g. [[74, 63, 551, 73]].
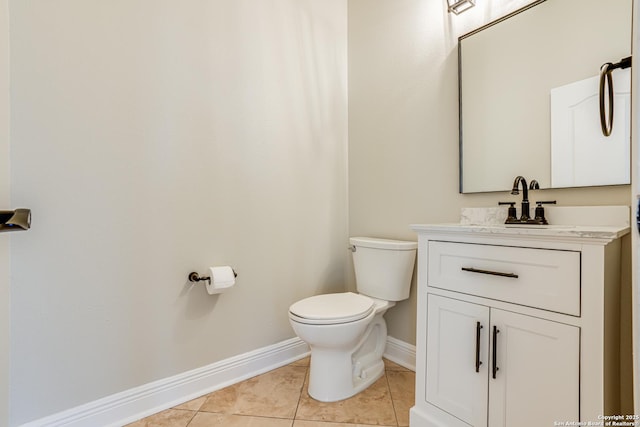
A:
[[307, 314, 387, 402]]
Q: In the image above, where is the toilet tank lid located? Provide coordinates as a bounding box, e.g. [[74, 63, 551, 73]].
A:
[[349, 237, 417, 250]]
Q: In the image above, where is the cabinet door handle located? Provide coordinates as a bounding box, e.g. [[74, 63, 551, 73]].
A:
[[462, 267, 518, 279], [475, 321, 483, 373], [492, 326, 500, 379]]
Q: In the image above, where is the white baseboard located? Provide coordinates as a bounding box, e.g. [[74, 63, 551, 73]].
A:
[[383, 336, 416, 371], [20, 338, 310, 427], [19, 335, 415, 427]]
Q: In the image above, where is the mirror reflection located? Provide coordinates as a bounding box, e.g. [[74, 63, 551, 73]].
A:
[[459, 0, 632, 193]]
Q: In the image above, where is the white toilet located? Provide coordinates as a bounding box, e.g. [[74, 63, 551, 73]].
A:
[[288, 237, 417, 402]]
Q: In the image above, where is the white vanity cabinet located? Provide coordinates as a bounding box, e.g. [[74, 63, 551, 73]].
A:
[[410, 222, 629, 427], [426, 295, 579, 427]]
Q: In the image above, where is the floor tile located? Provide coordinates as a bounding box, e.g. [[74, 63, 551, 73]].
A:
[[200, 365, 306, 418], [387, 370, 415, 427], [289, 356, 310, 367], [172, 395, 207, 411], [198, 381, 242, 414], [293, 421, 394, 427], [295, 374, 397, 425], [188, 412, 293, 427], [383, 359, 411, 372], [128, 357, 416, 427], [124, 408, 195, 427]]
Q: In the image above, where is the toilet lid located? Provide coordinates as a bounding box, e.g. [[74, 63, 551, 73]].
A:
[[289, 292, 374, 325]]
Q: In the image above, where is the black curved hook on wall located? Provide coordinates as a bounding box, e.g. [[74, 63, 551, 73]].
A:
[[0, 208, 31, 233], [599, 56, 631, 137]]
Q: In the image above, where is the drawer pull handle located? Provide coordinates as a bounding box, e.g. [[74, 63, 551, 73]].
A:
[[475, 321, 483, 373], [492, 326, 500, 379], [461, 267, 519, 279]]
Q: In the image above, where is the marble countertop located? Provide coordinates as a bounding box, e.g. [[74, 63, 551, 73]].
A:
[[411, 206, 631, 241], [410, 223, 630, 240]]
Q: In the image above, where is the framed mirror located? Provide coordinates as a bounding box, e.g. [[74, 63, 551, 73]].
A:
[[459, 0, 632, 193]]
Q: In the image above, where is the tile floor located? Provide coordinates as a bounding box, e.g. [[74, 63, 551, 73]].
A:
[[126, 358, 415, 427]]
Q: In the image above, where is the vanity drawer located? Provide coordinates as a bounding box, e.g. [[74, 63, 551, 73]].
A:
[[427, 241, 580, 315]]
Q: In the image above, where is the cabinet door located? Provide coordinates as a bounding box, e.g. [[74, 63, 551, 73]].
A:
[[426, 295, 490, 427], [488, 309, 579, 427]]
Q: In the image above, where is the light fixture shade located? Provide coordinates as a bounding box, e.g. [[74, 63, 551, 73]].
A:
[[448, 0, 475, 14]]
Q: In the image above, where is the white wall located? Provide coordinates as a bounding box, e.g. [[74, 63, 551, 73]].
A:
[[9, 1, 347, 424], [348, 0, 630, 345]]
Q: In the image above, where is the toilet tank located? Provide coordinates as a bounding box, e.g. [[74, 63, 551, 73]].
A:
[[350, 237, 417, 301]]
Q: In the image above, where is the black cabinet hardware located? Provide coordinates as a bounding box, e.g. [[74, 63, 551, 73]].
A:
[[492, 326, 500, 379], [462, 267, 518, 279], [475, 321, 483, 373]]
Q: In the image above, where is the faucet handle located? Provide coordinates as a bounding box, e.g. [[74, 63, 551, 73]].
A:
[[533, 201, 556, 225], [498, 202, 517, 223]]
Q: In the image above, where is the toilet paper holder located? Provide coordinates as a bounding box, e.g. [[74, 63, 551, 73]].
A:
[[188, 269, 238, 284]]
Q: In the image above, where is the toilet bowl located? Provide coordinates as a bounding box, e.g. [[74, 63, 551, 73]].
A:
[[288, 237, 417, 402]]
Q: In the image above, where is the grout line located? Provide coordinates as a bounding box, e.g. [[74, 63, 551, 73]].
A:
[[184, 408, 198, 427], [384, 368, 400, 427], [291, 361, 309, 423]]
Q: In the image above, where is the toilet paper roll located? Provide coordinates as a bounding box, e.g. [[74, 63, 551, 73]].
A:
[[206, 266, 236, 295]]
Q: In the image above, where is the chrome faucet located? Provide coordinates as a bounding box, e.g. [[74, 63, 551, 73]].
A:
[[511, 176, 530, 221]]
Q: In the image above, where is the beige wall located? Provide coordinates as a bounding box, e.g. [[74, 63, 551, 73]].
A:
[[9, 1, 347, 424], [348, 0, 630, 345], [6, 0, 635, 423]]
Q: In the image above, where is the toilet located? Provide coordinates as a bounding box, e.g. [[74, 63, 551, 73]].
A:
[[288, 237, 417, 402]]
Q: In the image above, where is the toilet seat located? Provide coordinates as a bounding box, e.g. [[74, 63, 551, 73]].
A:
[[289, 292, 374, 325]]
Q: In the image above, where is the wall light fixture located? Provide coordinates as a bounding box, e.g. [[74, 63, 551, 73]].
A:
[[448, 0, 475, 14]]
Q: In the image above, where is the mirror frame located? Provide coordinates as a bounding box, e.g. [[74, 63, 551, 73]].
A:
[[457, 0, 631, 193], [458, 1, 546, 193]]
